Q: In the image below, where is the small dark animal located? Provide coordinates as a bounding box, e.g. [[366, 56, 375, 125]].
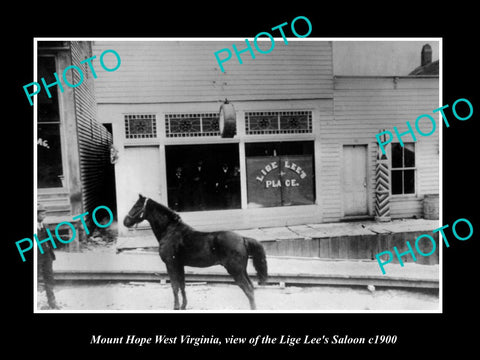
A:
[[124, 194, 268, 310]]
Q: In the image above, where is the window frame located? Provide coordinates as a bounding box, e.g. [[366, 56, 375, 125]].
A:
[[245, 140, 316, 208], [164, 143, 242, 212], [37, 54, 65, 189], [165, 112, 220, 138], [124, 114, 158, 139], [390, 142, 417, 196], [245, 110, 313, 135]]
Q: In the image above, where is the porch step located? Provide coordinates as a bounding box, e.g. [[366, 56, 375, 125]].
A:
[[40, 206, 71, 217], [38, 188, 69, 197], [38, 189, 71, 217]]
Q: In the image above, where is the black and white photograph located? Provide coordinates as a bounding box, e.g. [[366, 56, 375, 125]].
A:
[[34, 39, 441, 312], [7, 6, 479, 356]]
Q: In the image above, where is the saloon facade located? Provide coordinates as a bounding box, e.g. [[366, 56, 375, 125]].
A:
[[91, 40, 439, 236]]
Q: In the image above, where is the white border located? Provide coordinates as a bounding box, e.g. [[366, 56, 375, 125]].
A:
[[33, 37, 443, 314]]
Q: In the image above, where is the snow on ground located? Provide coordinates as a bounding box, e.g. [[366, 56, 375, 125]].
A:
[[37, 282, 439, 312]]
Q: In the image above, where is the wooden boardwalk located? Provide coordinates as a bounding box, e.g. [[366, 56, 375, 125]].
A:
[[52, 251, 439, 289], [116, 218, 441, 264], [52, 219, 441, 288]]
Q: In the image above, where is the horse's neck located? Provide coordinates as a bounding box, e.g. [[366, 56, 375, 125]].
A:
[[150, 221, 172, 243], [147, 206, 189, 242]]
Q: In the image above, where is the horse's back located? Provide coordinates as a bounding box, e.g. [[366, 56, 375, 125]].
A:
[[179, 229, 246, 267]]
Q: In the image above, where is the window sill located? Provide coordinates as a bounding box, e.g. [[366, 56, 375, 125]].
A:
[[391, 194, 420, 201]]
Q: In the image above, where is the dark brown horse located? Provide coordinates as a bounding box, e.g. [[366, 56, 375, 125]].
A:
[[124, 194, 268, 310]]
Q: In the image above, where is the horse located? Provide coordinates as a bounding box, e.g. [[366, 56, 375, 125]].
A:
[[123, 194, 268, 310]]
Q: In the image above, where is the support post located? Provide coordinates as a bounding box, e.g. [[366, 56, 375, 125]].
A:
[[375, 130, 391, 222]]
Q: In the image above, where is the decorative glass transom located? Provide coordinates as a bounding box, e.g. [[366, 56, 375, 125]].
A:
[[165, 113, 220, 137], [245, 111, 312, 135], [124, 114, 157, 139]]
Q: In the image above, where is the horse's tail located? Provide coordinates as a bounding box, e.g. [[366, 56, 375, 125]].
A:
[[244, 237, 268, 285]]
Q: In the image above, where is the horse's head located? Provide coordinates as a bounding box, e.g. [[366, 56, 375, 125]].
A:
[[124, 194, 181, 230], [123, 194, 149, 228]]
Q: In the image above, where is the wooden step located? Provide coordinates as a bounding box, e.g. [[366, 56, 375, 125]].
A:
[[38, 189, 71, 217]]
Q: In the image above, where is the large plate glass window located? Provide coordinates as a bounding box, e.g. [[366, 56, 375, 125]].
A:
[[38, 56, 63, 188], [245, 141, 315, 208], [165, 144, 240, 211]]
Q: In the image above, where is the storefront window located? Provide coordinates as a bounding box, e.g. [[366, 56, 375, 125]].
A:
[[165, 144, 241, 212], [245, 141, 315, 208], [38, 56, 63, 188]]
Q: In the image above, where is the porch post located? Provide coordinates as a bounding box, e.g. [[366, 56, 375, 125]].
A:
[[375, 130, 391, 222]]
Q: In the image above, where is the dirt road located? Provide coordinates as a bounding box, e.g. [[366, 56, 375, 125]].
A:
[[37, 282, 439, 311]]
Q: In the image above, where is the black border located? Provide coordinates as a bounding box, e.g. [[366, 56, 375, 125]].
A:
[[7, 4, 479, 355]]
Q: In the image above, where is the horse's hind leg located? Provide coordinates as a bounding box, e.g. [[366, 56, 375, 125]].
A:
[[226, 265, 256, 310], [237, 273, 256, 310], [243, 269, 254, 288]]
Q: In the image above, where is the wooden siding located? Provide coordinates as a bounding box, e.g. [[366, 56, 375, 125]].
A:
[[321, 76, 440, 221], [70, 41, 113, 217], [262, 231, 439, 264], [92, 40, 333, 104]]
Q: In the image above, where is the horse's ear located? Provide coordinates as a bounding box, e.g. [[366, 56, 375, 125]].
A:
[[138, 193, 144, 199]]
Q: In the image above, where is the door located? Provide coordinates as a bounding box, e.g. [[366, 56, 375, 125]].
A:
[[343, 145, 368, 216], [120, 146, 162, 230]]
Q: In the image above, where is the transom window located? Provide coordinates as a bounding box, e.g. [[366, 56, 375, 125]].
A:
[[165, 113, 220, 137], [124, 114, 157, 139], [245, 111, 312, 135], [391, 143, 415, 195]]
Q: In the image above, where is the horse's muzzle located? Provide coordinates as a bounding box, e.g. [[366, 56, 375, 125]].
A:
[[123, 215, 136, 228]]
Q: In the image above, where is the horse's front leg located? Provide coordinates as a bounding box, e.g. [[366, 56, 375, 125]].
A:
[[166, 261, 187, 310], [178, 265, 187, 310], [166, 262, 180, 310]]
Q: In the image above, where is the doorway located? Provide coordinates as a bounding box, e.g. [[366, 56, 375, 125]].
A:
[[342, 145, 368, 216]]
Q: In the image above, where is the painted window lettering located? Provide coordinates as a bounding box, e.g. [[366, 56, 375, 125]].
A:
[[255, 161, 278, 182], [37, 138, 50, 149], [256, 160, 307, 188], [247, 152, 315, 208]]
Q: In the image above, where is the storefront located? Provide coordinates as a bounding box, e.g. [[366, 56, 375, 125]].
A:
[[102, 99, 328, 235], [92, 40, 439, 236]]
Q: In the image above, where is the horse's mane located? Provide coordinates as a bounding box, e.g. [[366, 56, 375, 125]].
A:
[[149, 198, 182, 223]]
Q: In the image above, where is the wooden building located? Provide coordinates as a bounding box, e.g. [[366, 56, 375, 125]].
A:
[[37, 41, 114, 233], [332, 75, 439, 220], [91, 40, 439, 237]]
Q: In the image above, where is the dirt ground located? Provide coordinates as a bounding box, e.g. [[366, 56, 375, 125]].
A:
[[41, 223, 439, 312], [37, 282, 439, 311]]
